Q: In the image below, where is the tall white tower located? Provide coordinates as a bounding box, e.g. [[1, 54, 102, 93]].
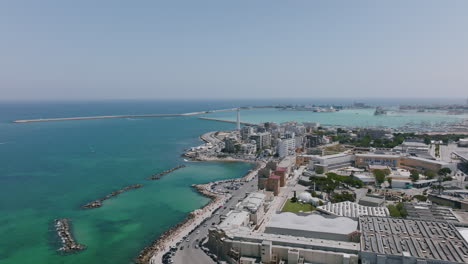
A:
[[236, 108, 241, 130]]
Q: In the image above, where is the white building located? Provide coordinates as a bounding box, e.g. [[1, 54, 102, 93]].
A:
[[458, 138, 468, 147], [250, 132, 272, 150], [240, 143, 257, 155], [277, 138, 296, 158], [265, 213, 358, 242], [240, 192, 267, 225], [394, 141, 430, 154], [309, 153, 354, 172]]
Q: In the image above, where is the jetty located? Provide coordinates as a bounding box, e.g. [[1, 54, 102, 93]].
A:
[[147, 165, 186, 180], [12, 108, 238, 123], [81, 184, 143, 209], [54, 218, 86, 253], [198, 117, 258, 126]]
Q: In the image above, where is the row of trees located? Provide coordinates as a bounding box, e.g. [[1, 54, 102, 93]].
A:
[[308, 172, 363, 202], [373, 168, 452, 188], [333, 131, 465, 147], [387, 202, 408, 218]]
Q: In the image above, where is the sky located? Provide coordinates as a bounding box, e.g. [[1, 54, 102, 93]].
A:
[[0, 0, 467, 101]]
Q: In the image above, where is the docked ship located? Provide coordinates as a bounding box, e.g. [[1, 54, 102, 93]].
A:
[[374, 107, 387, 115]]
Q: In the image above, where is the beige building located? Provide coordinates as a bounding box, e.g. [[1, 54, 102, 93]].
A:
[[355, 153, 401, 168]]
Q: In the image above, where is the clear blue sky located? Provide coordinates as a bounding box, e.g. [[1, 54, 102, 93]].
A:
[[0, 0, 467, 100]]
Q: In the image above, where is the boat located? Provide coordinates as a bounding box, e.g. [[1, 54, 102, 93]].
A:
[[374, 107, 387, 115]]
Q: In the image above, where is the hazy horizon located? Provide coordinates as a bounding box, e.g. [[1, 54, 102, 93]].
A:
[[1, 0, 467, 100]]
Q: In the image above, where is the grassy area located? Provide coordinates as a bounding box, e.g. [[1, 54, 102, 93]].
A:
[[323, 144, 346, 155], [281, 199, 315, 213]]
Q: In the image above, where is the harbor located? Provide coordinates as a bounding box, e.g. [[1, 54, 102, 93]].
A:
[[54, 218, 86, 253], [81, 184, 143, 209]]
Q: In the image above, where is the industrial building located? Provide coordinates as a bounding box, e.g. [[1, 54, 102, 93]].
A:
[[404, 203, 460, 222], [264, 213, 359, 242], [207, 215, 359, 264], [358, 196, 385, 207], [308, 153, 354, 172], [360, 216, 468, 264], [317, 201, 389, 219]]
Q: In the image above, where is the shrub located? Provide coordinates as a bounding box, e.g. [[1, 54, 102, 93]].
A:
[[413, 195, 427, 202]]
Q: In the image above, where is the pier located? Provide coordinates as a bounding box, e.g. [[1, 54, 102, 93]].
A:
[[147, 165, 186, 180], [54, 218, 86, 253], [81, 184, 143, 209], [12, 108, 238, 123], [198, 117, 258, 126]]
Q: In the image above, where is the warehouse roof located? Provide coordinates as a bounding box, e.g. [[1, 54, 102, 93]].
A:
[[317, 201, 389, 218], [360, 216, 468, 263], [267, 212, 357, 235]]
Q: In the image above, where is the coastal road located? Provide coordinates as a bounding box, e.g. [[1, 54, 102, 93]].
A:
[[171, 175, 259, 264]]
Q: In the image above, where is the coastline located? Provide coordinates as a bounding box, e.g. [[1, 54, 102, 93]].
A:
[[135, 157, 262, 264]]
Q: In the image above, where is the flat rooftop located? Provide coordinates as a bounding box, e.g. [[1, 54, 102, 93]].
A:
[[360, 216, 468, 263], [224, 227, 360, 254], [266, 212, 357, 235], [355, 153, 400, 159], [241, 192, 266, 213], [317, 201, 389, 218], [315, 153, 351, 159], [219, 210, 249, 229], [405, 156, 450, 165], [454, 151, 468, 163], [404, 203, 459, 222]]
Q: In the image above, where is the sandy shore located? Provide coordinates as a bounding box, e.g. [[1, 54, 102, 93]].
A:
[[135, 160, 263, 264]]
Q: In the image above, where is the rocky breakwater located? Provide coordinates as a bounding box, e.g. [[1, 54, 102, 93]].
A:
[[135, 182, 225, 264], [135, 211, 196, 264], [147, 165, 186, 180], [81, 184, 143, 209], [54, 218, 86, 253]]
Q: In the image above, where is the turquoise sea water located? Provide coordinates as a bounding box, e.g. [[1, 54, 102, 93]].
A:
[[0, 99, 465, 264], [0, 101, 253, 264], [203, 108, 468, 128]]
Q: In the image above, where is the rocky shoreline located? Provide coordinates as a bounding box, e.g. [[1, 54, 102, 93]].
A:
[[147, 165, 186, 180], [81, 184, 143, 209], [134, 181, 225, 264], [135, 211, 197, 264], [133, 159, 262, 264], [54, 218, 86, 253]]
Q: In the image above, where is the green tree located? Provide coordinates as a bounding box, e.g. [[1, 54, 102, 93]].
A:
[[387, 177, 392, 188], [410, 170, 420, 182], [437, 168, 452, 194], [438, 168, 452, 177], [413, 195, 427, 202], [373, 169, 386, 186], [387, 205, 401, 217], [423, 137, 431, 145], [424, 170, 436, 180], [396, 202, 408, 218], [315, 166, 324, 174], [291, 191, 298, 203], [383, 169, 391, 176]]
